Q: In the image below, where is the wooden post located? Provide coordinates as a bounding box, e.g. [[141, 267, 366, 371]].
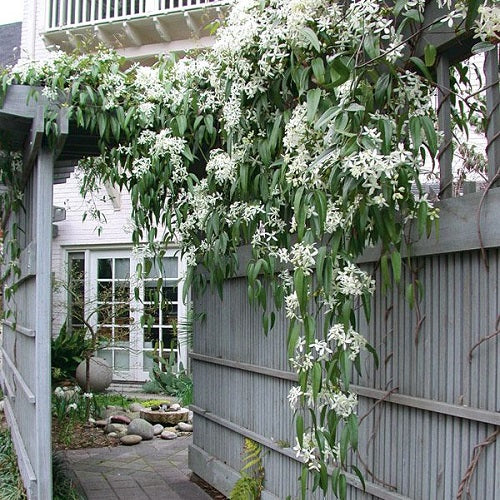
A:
[[34, 148, 54, 500], [484, 46, 500, 186], [437, 55, 453, 198]]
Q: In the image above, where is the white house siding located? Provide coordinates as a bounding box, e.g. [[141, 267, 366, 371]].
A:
[[51, 172, 136, 334], [21, 0, 50, 61]]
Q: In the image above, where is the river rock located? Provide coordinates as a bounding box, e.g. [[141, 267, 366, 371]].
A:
[[0, 400, 4, 413], [170, 403, 181, 411], [128, 418, 154, 440], [110, 415, 131, 425], [160, 431, 177, 440], [129, 403, 144, 412], [177, 422, 193, 432], [94, 419, 107, 428], [108, 432, 118, 438], [153, 424, 164, 436], [120, 435, 142, 446], [105, 423, 128, 434]]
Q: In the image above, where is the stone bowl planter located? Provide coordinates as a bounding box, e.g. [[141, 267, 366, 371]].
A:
[[75, 357, 113, 392], [140, 408, 189, 426]]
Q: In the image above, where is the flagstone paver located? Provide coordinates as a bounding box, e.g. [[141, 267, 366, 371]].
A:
[[60, 435, 211, 500]]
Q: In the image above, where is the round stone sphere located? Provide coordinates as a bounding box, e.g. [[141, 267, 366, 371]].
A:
[[75, 358, 113, 392]]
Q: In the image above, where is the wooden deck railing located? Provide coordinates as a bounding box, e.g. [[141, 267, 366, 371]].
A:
[[46, 0, 225, 30]]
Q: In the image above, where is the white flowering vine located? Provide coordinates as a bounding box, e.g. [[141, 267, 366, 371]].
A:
[[0, 0, 495, 498]]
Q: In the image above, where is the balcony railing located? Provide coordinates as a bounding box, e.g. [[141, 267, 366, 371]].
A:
[[46, 0, 225, 30]]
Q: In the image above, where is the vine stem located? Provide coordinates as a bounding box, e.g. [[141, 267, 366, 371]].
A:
[[468, 314, 500, 362], [456, 429, 499, 499]]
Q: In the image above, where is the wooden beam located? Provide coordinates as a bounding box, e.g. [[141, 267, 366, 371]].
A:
[[184, 12, 200, 37], [123, 21, 142, 46], [153, 16, 171, 42], [94, 25, 114, 46], [21, 105, 45, 188]]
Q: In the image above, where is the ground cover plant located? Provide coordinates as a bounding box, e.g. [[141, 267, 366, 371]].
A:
[[0, 0, 497, 497]]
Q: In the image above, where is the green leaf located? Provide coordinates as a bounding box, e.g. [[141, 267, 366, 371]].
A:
[[410, 56, 434, 82], [471, 41, 496, 54], [347, 413, 358, 450], [300, 27, 321, 52], [294, 268, 307, 315], [301, 466, 308, 500], [296, 415, 304, 447], [352, 465, 366, 492], [307, 88, 322, 122], [420, 115, 438, 156], [288, 322, 301, 359], [409, 116, 422, 151], [391, 250, 402, 283], [363, 33, 379, 60], [311, 58, 325, 84], [424, 44, 437, 67], [374, 74, 391, 106], [312, 362, 322, 400], [329, 58, 350, 87]]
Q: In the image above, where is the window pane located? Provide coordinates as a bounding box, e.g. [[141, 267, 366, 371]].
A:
[[115, 258, 130, 279], [115, 327, 130, 343], [143, 327, 159, 348], [114, 350, 130, 370], [161, 328, 176, 349], [98, 259, 112, 279], [98, 281, 112, 301], [144, 281, 158, 302], [162, 285, 177, 302], [96, 349, 112, 366], [143, 352, 154, 372], [115, 303, 131, 324], [162, 257, 178, 278], [97, 304, 113, 324], [115, 282, 130, 302]]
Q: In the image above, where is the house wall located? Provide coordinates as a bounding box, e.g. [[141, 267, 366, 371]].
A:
[[51, 171, 136, 334], [20, 0, 50, 61]]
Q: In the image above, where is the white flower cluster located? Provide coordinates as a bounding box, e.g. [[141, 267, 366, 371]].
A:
[[336, 263, 375, 296], [293, 430, 340, 471], [476, 5, 500, 42], [289, 242, 318, 275], [206, 150, 237, 185], [328, 323, 367, 361]]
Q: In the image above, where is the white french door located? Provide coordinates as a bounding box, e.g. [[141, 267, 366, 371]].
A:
[[81, 248, 186, 382]]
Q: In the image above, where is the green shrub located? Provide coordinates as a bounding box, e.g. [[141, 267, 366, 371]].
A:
[[143, 343, 193, 407], [0, 427, 27, 500], [51, 323, 91, 383]]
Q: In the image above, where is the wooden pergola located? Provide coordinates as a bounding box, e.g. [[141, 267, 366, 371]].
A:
[[0, 85, 99, 499]]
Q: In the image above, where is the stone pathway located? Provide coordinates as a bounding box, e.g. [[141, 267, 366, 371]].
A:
[[61, 435, 211, 500]]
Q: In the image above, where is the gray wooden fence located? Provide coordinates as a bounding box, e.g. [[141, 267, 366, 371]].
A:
[[0, 86, 68, 499], [189, 18, 500, 500], [189, 189, 500, 499]]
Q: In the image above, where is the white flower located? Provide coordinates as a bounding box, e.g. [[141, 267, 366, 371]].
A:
[[309, 339, 333, 359], [206, 150, 237, 185], [285, 292, 301, 320], [83, 393, 93, 399], [289, 242, 318, 275], [54, 387, 64, 398], [67, 403, 78, 412], [287, 386, 303, 410]]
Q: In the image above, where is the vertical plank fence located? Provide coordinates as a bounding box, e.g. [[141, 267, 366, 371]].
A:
[[189, 15, 500, 500], [0, 88, 67, 500]]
